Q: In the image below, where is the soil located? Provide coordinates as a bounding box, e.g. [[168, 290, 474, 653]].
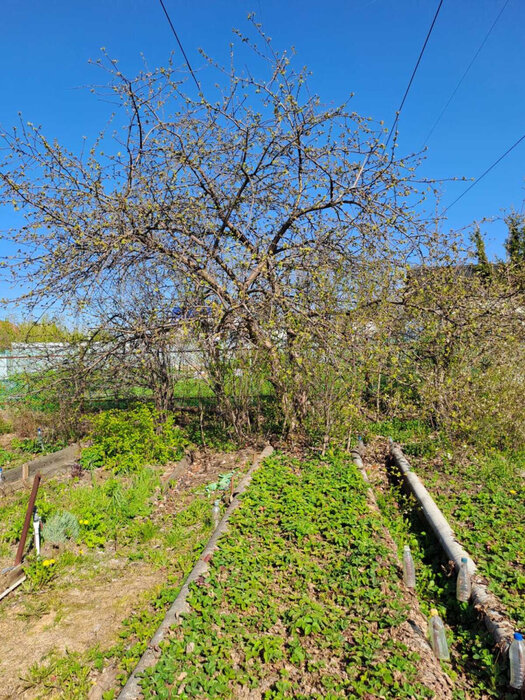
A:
[[0, 433, 16, 449], [0, 562, 161, 699], [0, 448, 255, 699]]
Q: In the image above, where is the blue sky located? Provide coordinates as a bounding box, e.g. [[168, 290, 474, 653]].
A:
[[1, 0, 523, 310]]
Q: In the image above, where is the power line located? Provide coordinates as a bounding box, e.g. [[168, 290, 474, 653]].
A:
[[385, 0, 444, 149], [158, 0, 201, 91], [443, 133, 525, 213], [422, 0, 510, 148]]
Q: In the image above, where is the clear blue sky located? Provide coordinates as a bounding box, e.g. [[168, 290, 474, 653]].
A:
[[1, 0, 523, 309]]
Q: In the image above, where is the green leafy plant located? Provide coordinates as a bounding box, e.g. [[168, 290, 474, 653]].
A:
[[81, 405, 189, 473], [204, 472, 234, 494], [23, 554, 58, 590], [139, 453, 437, 698]]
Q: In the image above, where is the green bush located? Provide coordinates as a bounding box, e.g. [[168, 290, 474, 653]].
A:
[[80, 405, 189, 473]]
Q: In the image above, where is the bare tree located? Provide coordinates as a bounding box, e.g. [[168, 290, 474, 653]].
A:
[[0, 22, 436, 434]]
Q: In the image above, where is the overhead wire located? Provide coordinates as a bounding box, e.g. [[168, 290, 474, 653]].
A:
[[385, 0, 444, 149], [422, 0, 510, 149], [353, 0, 444, 188], [158, 0, 201, 91], [443, 133, 525, 213]]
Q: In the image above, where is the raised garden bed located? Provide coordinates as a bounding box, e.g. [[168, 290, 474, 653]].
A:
[[139, 452, 452, 698]]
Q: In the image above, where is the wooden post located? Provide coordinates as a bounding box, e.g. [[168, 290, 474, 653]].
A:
[[22, 463, 29, 481], [14, 474, 41, 566]]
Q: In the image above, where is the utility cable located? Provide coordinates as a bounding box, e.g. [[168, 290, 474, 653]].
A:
[[354, 0, 444, 188], [385, 0, 444, 149], [158, 0, 201, 91], [443, 133, 525, 213], [422, 0, 510, 148]]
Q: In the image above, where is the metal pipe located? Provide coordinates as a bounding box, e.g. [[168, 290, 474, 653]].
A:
[[14, 474, 41, 566]]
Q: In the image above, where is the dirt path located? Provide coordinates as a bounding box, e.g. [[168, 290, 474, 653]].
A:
[[0, 562, 161, 699]]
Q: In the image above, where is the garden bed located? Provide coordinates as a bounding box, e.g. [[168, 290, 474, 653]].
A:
[[392, 438, 525, 633], [139, 452, 453, 699], [363, 435, 521, 698]]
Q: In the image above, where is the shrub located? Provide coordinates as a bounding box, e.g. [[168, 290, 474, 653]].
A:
[[43, 511, 79, 545], [80, 405, 189, 473]]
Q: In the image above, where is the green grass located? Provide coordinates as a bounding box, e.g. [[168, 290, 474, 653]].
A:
[[172, 377, 214, 399], [140, 452, 436, 699], [2, 468, 218, 698], [17, 499, 215, 699], [0, 467, 161, 560]]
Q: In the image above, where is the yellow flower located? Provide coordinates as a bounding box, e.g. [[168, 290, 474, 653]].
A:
[[510, 490, 517, 495], [42, 558, 55, 567]]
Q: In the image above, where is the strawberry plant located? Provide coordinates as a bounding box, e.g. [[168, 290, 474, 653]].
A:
[[140, 453, 436, 698]]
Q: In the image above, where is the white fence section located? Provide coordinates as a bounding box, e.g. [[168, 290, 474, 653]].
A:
[[0, 342, 205, 380]]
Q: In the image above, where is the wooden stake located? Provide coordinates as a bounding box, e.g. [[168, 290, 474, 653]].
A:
[[14, 474, 41, 566], [0, 576, 26, 601]]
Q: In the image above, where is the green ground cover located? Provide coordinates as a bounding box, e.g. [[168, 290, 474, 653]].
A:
[[372, 419, 525, 631], [374, 473, 511, 699], [367, 421, 524, 698], [140, 452, 438, 699], [410, 446, 525, 631]]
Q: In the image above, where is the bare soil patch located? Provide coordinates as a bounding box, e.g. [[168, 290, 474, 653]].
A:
[[0, 563, 161, 699], [0, 433, 16, 449]]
